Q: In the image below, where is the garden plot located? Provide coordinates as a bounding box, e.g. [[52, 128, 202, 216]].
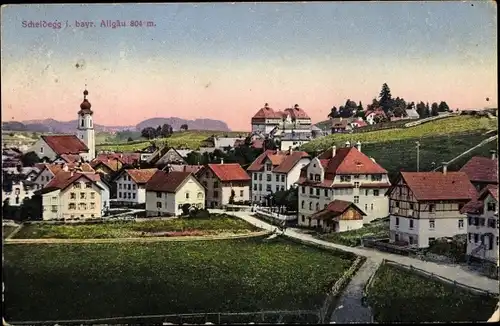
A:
[[3, 236, 357, 322]]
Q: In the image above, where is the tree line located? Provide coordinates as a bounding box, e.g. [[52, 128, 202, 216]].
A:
[[327, 83, 452, 121], [140, 123, 189, 140]]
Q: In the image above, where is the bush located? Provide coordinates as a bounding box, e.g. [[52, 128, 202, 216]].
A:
[[195, 209, 210, 219]]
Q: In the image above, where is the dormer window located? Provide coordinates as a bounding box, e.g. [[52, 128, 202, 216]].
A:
[[487, 202, 497, 212], [371, 174, 382, 181], [340, 175, 351, 182], [314, 174, 321, 181], [266, 164, 272, 171]]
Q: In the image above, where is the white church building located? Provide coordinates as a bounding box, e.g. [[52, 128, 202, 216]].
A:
[[29, 88, 96, 162]]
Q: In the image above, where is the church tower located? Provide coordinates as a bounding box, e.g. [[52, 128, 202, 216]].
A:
[[76, 88, 95, 161]]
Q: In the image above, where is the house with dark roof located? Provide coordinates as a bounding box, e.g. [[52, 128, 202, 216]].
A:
[[297, 142, 390, 227], [114, 168, 158, 206], [145, 170, 205, 217], [247, 149, 310, 205], [29, 135, 89, 162], [38, 171, 105, 220], [386, 165, 477, 248], [195, 162, 251, 208], [464, 184, 498, 269], [309, 199, 366, 233], [459, 151, 498, 192]]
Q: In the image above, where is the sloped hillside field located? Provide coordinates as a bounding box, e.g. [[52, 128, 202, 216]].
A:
[[4, 236, 356, 322]]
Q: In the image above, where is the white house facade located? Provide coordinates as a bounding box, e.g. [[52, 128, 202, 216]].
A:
[[114, 168, 158, 206]]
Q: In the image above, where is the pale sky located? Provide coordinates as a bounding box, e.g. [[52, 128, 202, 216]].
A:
[[1, 2, 497, 131]]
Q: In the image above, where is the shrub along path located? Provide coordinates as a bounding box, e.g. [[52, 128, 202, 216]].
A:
[[3, 230, 270, 245]]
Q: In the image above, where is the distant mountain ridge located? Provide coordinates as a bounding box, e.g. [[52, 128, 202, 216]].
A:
[[3, 117, 231, 133]]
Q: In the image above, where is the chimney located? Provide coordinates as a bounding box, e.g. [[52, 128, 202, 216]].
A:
[[442, 162, 448, 174], [294, 104, 299, 110], [345, 141, 351, 148], [491, 150, 497, 160], [356, 141, 362, 152], [70, 171, 74, 177], [332, 145, 336, 157], [288, 146, 293, 155], [264, 103, 269, 109], [220, 158, 224, 164]]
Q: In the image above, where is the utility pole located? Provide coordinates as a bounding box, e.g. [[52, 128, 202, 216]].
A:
[[416, 141, 420, 172]]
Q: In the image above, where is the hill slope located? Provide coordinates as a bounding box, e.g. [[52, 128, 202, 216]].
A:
[[136, 118, 231, 132]]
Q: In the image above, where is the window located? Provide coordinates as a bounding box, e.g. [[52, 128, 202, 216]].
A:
[[324, 204, 328, 209], [354, 174, 360, 179], [276, 175, 280, 182], [259, 184, 262, 191], [51, 205, 57, 212], [266, 184, 272, 191], [119, 184, 122, 189], [68, 203, 76, 210], [266, 164, 272, 171], [373, 190, 379, 196], [128, 193, 131, 199], [395, 217, 399, 226], [301, 215, 305, 222], [74, 183, 81, 189], [429, 219, 435, 229], [315, 202, 320, 211], [132, 185, 136, 190], [156, 192, 162, 198], [468, 233, 473, 242], [301, 201, 305, 209], [198, 192, 204, 199], [429, 237, 436, 244], [487, 202, 497, 212], [70, 192, 76, 199], [253, 174, 257, 180], [185, 192, 190, 199], [340, 175, 351, 182], [40, 147, 44, 153], [354, 182, 360, 188], [157, 202, 162, 208], [259, 174, 262, 181], [354, 196, 359, 204], [314, 174, 321, 181], [458, 219, 464, 229], [487, 218, 496, 228], [309, 202, 312, 210], [253, 184, 257, 190], [365, 204, 368, 211], [315, 189, 320, 196], [267, 174, 272, 182], [429, 204, 436, 212], [409, 203, 414, 210], [85, 182, 92, 188], [90, 203, 95, 209], [205, 172, 210, 178], [371, 174, 382, 181], [309, 188, 313, 195], [480, 218, 485, 226], [281, 175, 285, 182], [118, 192, 122, 198], [474, 233, 479, 243], [213, 191, 219, 198], [409, 219, 414, 229], [203, 181, 208, 187], [309, 173, 313, 180], [301, 187, 305, 194], [395, 201, 400, 208], [80, 193, 86, 199], [127, 184, 131, 190], [90, 192, 95, 199], [276, 185, 279, 192], [365, 189, 369, 196], [324, 189, 328, 196], [214, 181, 219, 188]]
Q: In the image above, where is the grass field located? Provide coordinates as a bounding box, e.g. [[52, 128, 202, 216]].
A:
[[302, 116, 497, 152], [13, 214, 259, 239], [367, 262, 497, 322], [4, 236, 356, 321], [96, 130, 249, 151], [2, 225, 18, 239], [318, 219, 389, 247]]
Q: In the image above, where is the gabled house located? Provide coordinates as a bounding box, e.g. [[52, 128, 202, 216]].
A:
[[29, 135, 89, 162], [405, 108, 420, 120], [145, 170, 205, 217], [114, 168, 158, 206], [464, 185, 498, 268], [52, 154, 84, 164], [330, 118, 353, 134], [386, 166, 477, 248], [460, 152, 498, 192], [310, 199, 366, 233], [33, 163, 95, 189], [196, 163, 251, 208], [147, 147, 187, 166], [247, 149, 311, 204], [90, 158, 122, 176], [297, 142, 390, 227], [39, 171, 105, 220], [364, 109, 387, 125], [2, 180, 37, 206]]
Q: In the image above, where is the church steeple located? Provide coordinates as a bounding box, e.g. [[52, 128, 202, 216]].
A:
[[76, 85, 95, 161]]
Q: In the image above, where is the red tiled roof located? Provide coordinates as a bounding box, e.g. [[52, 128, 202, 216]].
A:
[[41, 135, 88, 155], [461, 184, 498, 214], [459, 156, 498, 184], [364, 108, 386, 118], [207, 163, 250, 182], [399, 171, 477, 201], [311, 199, 365, 220], [318, 147, 387, 175], [283, 105, 310, 119], [252, 105, 284, 119], [478, 184, 498, 202], [331, 119, 350, 129], [247, 150, 309, 174], [145, 170, 192, 193], [168, 165, 204, 174], [124, 168, 158, 184], [45, 163, 64, 176], [58, 154, 82, 163], [91, 158, 122, 172], [43, 171, 101, 193], [96, 153, 140, 165]]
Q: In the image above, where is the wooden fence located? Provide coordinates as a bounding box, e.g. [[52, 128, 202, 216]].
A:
[[7, 309, 321, 325], [382, 259, 498, 298]]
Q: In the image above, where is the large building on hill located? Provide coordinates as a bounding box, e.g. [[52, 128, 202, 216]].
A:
[[297, 142, 390, 227], [251, 103, 313, 137], [29, 88, 96, 162]]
